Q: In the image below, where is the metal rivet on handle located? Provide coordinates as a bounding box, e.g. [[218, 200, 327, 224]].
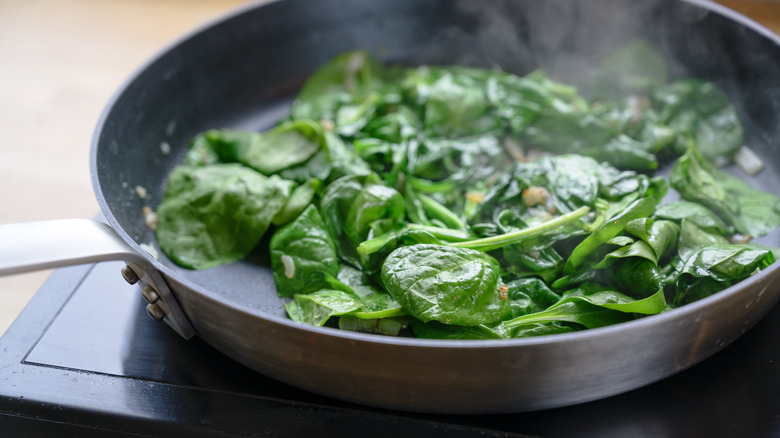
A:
[[140, 284, 159, 304], [121, 265, 140, 284], [146, 303, 165, 321]]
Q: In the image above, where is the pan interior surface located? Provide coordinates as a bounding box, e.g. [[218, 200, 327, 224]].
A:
[[90, 0, 780, 413]]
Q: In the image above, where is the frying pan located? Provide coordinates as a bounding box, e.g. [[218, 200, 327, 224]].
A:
[[2, 0, 780, 414]]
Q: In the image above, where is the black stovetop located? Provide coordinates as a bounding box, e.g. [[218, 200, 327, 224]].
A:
[[2, 260, 780, 437]]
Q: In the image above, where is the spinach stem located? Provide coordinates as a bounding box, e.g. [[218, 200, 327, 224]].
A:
[[406, 224, 473, 241], [418, 193, 466, 230], [410, 177, 457, 194], [357, 224, 473, 257], [450, 206, 591, 252]]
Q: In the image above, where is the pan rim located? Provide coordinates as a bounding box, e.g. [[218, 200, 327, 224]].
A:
[[89, 0, 780, 350]]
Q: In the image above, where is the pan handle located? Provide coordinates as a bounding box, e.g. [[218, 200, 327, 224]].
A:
[[0, 219, 195, 339]]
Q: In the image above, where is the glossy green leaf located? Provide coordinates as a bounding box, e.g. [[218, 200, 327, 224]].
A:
[[285, 289, 363, 326], [670, 142, 780, 237], [654, 79, 743, 161], [502, 287, 666, 330], [566, 196, 656, 272], [270, 205, 340, 297], [381, 244, 510, 326], [655, 200, 730, 234], [156, 164, 293, 269]]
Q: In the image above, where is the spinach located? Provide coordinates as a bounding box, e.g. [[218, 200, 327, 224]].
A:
[[409, 317, 578, 340], [285, 288, 406, 328], [291, 50, 390, 122], [402, 66, 497, 137], [271, 179, 320, 227], [156, 47, 780, 340], [185, 120, 324, 175], [285, 289, 363, 326], [338, 316, 408, 336], [654, 79, 744, 162], [269, 205, 340, 297], [502, 287, 667, 330], [344, 183, 406, 247], [381, 244, 511, 326], [155, 164, 293, 269], [672, 245, 773, 305], [676, 219, 729, 263], [655, 200, 730, 235], [566, 196, 656, 272], [670, 142, 780, 237]]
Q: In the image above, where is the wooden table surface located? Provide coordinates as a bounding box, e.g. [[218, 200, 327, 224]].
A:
[[0, 0, 778, 336]]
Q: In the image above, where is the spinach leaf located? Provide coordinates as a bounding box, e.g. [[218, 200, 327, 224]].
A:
[[654, 79, 743, 161], [271, 179, 320, 226], [595, 238, 657, 268], [184, 121, 325, 175], [452, 206, 590, 252], [624, 218, 679, 263], [323, 131, 372, 181], [670, 142, 780, 237], [285, 289, 363, 326], [333, 265, 406, 319], [319, 173, 405, 267], [610, 258, 665, 299], [504, 277, 562, 317], [239, 120, 324, 174], [319, 174, 374, 266], [338, 316, 409, 336], [655, 200, 730, 234], [284, 267, 406, 330], [407, 317, 508, 340], [276, 148, 332, 184], [402, 66, 498, 137], [676, 219, 729, 263], [566, 196, 656, 272], [502, 287, 667, 330], [409, 317, 578, 340], [270, 204, 340, 297], [291, 50, 388, 121], [673, 245, 773, 305], [362, 104, 421, 143], [381, 244, 511, 326], [344, 183, 406, 246], [357, 228, 444, 276], [155, 164, 293, 270]]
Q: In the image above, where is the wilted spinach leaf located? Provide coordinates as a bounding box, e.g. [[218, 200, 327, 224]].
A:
[[270, 205, 340, 297], [502, 286, 667, 330], [184, 120, 324, 175], [654, 79, 743, 161], [655, 200, 730, 235], [381, 244, 511, 326], [285, 289, 363, 326], [670, 142, 780, 237], [673, 245, 773, 305], [156, 164, 293, 269], [291, 50, 390, 121]]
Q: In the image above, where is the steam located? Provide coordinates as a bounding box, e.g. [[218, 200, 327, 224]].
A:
[[415, 0, 721, 90], [409, 0, 779, 152]]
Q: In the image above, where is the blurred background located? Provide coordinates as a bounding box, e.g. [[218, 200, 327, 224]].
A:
[[0, 0, 778, 336]]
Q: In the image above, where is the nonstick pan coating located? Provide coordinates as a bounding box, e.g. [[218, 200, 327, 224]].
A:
[[92, 0, 780, 413]]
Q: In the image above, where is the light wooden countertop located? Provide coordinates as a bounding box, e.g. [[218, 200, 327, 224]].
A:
[[0, 0, 778, 336], [0, 0, 248, 335]]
